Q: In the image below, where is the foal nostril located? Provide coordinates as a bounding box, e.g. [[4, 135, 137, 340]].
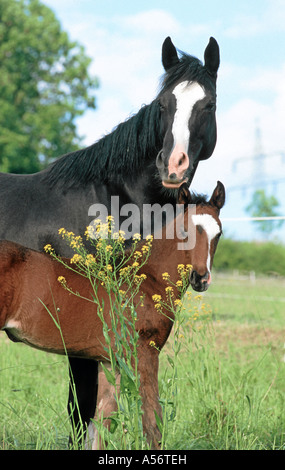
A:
[[169, 173, 177, 180]]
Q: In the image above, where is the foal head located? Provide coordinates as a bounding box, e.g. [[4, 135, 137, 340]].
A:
[[177, 181, 225, 292]]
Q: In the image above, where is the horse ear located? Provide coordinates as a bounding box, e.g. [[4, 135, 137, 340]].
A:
[[162, 37, 179, 71], [209, 181, 225, 211], [177, 183, 191, 206], [204, 37, 220, 77]]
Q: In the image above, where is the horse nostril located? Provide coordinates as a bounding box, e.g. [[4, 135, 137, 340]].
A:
[[178, 153, 186, 166], [169, 173, 177, 180]]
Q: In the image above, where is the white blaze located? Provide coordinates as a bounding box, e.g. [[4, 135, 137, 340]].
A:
[[192, 214, 220, 271], [172, 81, 206, 152]]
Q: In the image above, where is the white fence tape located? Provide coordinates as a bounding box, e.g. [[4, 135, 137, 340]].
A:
[[221, 216, 285, 222]]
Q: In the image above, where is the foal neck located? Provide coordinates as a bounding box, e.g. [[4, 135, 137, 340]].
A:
[[143, 211, 189, 286]]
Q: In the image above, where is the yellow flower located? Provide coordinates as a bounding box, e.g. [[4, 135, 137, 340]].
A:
[[162, 272, 170, 281], [165, 286, 173, 294], [174, 299, 183, 307], [152, 294, 162, 302], [57, 276, 66, 284], [106, 245, 113, 252], [132, 261, 139, 268], [133, 233, 141, 241], [134, 273, 146, 284], [149, 340, 156, 347], [194, 294, 203, 301], [85, 254, 96, 266], [58, 228, 66, 235], [70, 254, 83, 264], [119, 266, 129, 276], [177, 264, 185, 272], [146, 234, 153, 245], [134, 250, 142, 258], [134, 275, 141, 284], [106, 264, 113, 272], [176, 280, 183, 287], [165, 286, 174, 298], [44, 244, 53, 253], [113, 230, 126, 242]]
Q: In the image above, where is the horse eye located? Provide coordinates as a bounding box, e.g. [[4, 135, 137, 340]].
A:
[[206, 102, 216, 112]]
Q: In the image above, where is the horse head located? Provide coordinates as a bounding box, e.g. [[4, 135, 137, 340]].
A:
[[156, 37, 220, 189], [177, 181, 225, 292]]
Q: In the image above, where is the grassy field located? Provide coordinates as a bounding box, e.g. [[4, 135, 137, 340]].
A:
[[0, 274, 284, 450]]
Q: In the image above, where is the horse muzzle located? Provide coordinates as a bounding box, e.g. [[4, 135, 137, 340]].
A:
[[156, 148, 192, 189], [190, 270, 211, 292]]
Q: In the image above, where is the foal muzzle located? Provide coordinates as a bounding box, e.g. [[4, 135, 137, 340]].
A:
[[190, 270, 211, 292]]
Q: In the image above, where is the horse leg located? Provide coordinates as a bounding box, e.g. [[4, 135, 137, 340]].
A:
[[67, 357, 98, 447], [137, 347, 162, 449], [85, 361, 120, 450]]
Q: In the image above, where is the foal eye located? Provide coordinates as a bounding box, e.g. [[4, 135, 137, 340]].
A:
[[216, 231, 222, 240]]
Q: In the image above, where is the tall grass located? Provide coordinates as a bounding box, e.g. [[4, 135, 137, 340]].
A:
[[0, 230, 284, 450]]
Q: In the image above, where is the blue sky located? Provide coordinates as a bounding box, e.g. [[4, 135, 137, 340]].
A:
[[43, 0, 285, 240]]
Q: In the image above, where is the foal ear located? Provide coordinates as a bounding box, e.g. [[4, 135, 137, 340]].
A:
[[178, 183, 192, 206], [162, 37, 180, 71], [204, 37, 220, 77], [209, 181, 225, 211]]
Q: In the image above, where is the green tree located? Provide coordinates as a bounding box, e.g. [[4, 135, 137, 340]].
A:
[[0, 0, 98, 173], [246, 189, 284, 238]]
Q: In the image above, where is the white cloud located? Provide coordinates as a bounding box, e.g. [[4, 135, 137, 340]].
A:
[[121, 9, 180, 35], [224, 0, 285, 38]]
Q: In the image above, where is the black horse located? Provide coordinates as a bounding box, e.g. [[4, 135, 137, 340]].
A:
[[0, 36, 220, 445]]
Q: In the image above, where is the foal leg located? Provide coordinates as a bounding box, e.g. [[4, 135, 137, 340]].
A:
[[67, 357, 98, 447], [85, 362, 120, 450], [138, 347, 162, 449]]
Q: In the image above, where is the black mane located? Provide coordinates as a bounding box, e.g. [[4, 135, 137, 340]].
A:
[[45, 100, 162, 188], [45, 51, 210, 189]]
